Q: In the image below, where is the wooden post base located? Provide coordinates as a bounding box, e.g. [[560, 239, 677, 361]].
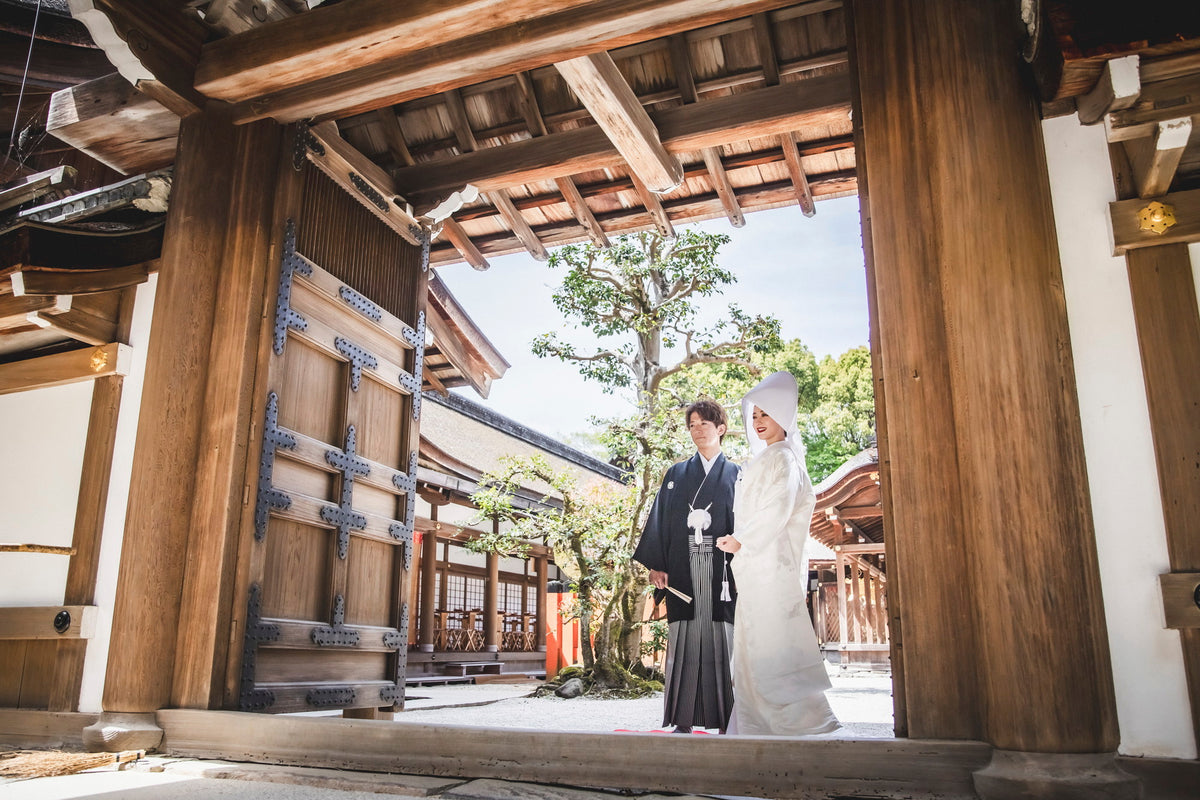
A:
[[973, 750, 1141, 800], [82, 711, 163, 753]]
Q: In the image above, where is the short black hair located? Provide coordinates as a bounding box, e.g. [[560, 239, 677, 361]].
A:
[[686, 398, 727, 441]]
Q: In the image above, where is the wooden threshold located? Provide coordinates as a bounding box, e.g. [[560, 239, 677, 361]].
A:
[[158, 709, 989, 799], [0, 709, 98, 748]]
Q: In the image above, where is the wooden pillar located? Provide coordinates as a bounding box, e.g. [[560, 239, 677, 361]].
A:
[[86, 105, 284, 748], [49, 374, 123, 711], [835, 552, 849, 652], [418, 507, 440, 652], [849, 0, 1119, 761], [484, 518, 500, 652], [1124, 243, 1200, 746], [535, 555, 548, 652]]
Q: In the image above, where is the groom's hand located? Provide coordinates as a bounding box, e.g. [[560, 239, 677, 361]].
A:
[[649, 569, 668, 589]]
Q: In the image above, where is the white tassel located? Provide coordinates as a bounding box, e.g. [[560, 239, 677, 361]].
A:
[[720, 580, 731, 602]]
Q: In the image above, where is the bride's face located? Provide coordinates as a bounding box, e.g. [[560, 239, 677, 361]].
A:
[[751, 406, 786, 445]]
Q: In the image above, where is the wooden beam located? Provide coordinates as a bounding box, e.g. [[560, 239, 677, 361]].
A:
[[554, 51, 683, 193], [0, 293, 71, 329], [0, 606, 97, 640], [701, 147, 745, 227], [751, 11, 781, 87], [0, 342, 130, 395], [68, 0, 206, 117], [437, 218, 490, 271], [516, 70, 610, 247], [206, 0, 805, 123], [444, 88, 547, 261], [1109, 187, 1200, 255], [555, 176, 611, 247], [1077, 55, 1140, 126], [780, 131, 816, 216], [488, 191, 549, 260], [11, 262, 153, 297], [0, 167, 76, 214], [1125, 117, 1192, 199], [1124, 243, 1200, 746], [203, 0, 297, 36], [628, 171, 674, 238], [304, 121, 425, 247], [1161, 573, 1200, 630], [1106, 72, 1200, 143], [30, 306, 119, 346], [833, 503, 883, 520], [47, 72, 180, 175], [373, 108, 415, 167], [394, 74, 851, 198]]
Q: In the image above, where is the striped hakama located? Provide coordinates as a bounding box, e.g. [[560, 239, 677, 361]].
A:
[[661, 533, 734, 731]]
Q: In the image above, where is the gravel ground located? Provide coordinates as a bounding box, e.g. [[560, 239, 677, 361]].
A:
[[394, 667, 894, 738]]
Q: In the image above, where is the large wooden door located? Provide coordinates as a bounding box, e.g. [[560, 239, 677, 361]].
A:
[[232, 163, 426, 714]]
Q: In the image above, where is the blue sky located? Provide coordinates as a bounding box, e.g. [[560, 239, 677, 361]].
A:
[[438, 195, 869, 439]]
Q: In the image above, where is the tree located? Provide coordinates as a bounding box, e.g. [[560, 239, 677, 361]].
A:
[[521, 230, 783, 685], [661, 341, 875, 481], [469, 455, 643, 688]]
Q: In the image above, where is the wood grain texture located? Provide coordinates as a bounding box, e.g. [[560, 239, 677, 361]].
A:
[[171, 118, 286, 710], [1124, 243, 1200, 747], [214, 0, 806, 123], [554, 52, 683, 193], [851, 0, 1117, 751], [1109, 187, 1200, 255], [0, 342, 129, 395], [101, 107, 272, 714], [158, 708, 992, 800], [0, 607, 97, 640], [391, 75, 851, 198]]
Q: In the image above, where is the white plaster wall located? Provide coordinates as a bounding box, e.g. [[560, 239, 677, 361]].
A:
[[1042, 115, 1197, 759], [0, 380, 93, 605], [78, 274, 156, 712]]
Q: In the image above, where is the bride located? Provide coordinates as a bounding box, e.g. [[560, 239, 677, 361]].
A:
[[716, 371, 840, 736]]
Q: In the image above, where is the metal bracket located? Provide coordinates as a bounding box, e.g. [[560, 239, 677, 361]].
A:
[[382, 630, 404, 650], [391, 449, 418, 495], [307, 687, 356, 708], [380, 684, 403, 706], [349, 172, 389, 213], [293, 121, 325, 171], [320, 425, 369, 559], [400, 311, 427, 420], [240, 584, 279, 712], [335, 336, 377, 392], [338, 285, 383, 322], [254, 392, 296, 542], [410, 225, 431, 272], [273, 220, 313, 355], [312, 594, 361, 647]]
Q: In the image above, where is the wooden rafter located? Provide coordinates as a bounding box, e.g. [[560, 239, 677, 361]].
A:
[[628, 171, 674, 238], [392, 74, 851, 199], [11, 262, 153, 296], [437, 218, 490, 271], [1105, 72, 1200, 142], [751, 11, 781, 86], [516, 70, 610, 248], [1077, 55, 1141, 126], [203, 0, 298, 37], [373, 108, 416, 167], [554, 51, 683, 194], [0, 167, 76, 214], [780, 131, 816, 216], [1125, 117, 1192, 199], [200, 0, 805, 123], [670, 34, 744, 227], [444, 88, 547, 261]]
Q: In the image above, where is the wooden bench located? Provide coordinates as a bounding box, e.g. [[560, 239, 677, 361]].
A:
[[442, 661, 502, 677]]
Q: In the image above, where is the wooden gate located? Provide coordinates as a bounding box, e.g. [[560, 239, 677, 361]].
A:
[[231, 162, 426, 714]]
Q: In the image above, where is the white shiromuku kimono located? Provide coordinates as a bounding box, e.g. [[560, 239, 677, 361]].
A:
[[728, 372, 840, 736]]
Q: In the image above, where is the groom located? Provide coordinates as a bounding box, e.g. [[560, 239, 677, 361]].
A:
[[634, 399, 739, 733]]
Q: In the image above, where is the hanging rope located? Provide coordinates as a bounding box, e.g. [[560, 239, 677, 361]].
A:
[[4, 0, 44, 179]]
